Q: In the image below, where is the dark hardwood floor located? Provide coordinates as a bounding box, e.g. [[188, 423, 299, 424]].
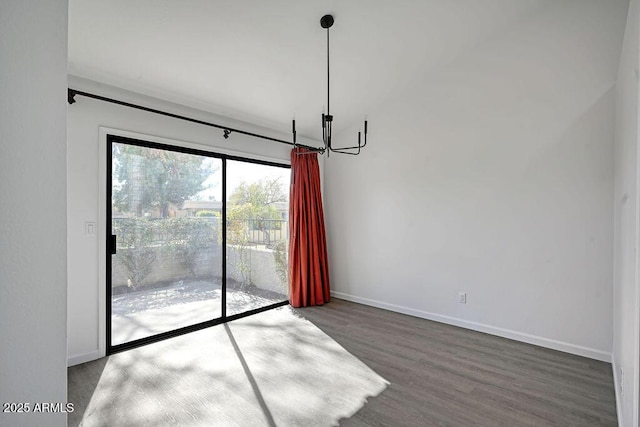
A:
[[68, 298, 617, 426], [301, 299, 617, 426]]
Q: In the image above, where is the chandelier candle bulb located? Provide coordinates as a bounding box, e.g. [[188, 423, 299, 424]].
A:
[[292, 119, 296, 143]]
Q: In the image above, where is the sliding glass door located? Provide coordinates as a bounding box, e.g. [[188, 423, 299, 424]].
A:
[[107, 135, 290, 352], [226, 160, 291, 316]]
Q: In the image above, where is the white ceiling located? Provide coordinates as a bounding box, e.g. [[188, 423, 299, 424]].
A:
[[68, 0, 548, 139]]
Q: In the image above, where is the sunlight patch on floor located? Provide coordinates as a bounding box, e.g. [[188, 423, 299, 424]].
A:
[[71, 306, 388, 427]]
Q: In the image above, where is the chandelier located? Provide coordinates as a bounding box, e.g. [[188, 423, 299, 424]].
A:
[[292, 14, 369, 156]]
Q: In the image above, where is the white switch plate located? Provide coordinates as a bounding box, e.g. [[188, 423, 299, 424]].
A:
[[85, 222, 96, 236], [458, 292, 467, 304]]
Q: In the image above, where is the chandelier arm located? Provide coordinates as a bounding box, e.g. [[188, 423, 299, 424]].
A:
[[328, 141, 366, 151], [328, 143, 360, 151], [328, 138, 362, 154], [330, 138, 362, 154], [328, 144, 362, 152], [324, 120, 368, 151], [329, 147, 360, 155]]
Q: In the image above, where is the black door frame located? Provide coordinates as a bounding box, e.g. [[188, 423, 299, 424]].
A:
[[106, 134, 289, 355]]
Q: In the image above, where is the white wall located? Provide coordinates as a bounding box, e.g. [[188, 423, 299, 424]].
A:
[[0, 1, 68, 426], [613, 0, 640, 424], [325, 0, 627, 362], [67, 77, 320, 364]]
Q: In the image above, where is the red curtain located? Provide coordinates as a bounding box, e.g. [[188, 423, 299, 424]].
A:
[[288, 147, 330, 307]]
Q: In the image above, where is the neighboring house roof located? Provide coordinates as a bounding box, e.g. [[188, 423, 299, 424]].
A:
[[181, 200, 222, 210], [181, 200, 289, 212]]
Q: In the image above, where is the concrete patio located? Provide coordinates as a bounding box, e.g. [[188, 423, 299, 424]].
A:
[[111, 279, 287, 345]]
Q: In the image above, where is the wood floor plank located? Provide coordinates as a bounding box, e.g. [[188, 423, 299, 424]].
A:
[[300, 299, 617, 426]]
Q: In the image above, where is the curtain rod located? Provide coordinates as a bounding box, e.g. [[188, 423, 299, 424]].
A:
[[67, 88, 322, 152]]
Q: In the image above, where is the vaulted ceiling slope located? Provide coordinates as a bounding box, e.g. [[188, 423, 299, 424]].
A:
[[68, 0, 617, 139]]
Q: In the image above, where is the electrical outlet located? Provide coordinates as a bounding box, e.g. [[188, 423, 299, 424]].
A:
[[458, 292, 467, 304], [620, 368, 624, 396]]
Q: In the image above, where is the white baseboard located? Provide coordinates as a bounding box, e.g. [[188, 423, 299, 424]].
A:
[[611, 360, 623, 427], [68, 350, 102, 367], [331, 291, 612, 363]]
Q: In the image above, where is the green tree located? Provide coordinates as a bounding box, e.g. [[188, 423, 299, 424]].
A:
[[113, 144, 215, 217], [229, 177, 287, 221], [113, 218, 157, 289], [226, 177, 289, 287]]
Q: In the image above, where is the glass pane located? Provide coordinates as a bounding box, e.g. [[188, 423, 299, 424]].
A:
[[110, 142, 222, 346], [226, 160, 290, 316]]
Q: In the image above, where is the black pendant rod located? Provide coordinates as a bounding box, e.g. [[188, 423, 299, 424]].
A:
[[67, 88, 322, 152], [327, 26, 330, 115]]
